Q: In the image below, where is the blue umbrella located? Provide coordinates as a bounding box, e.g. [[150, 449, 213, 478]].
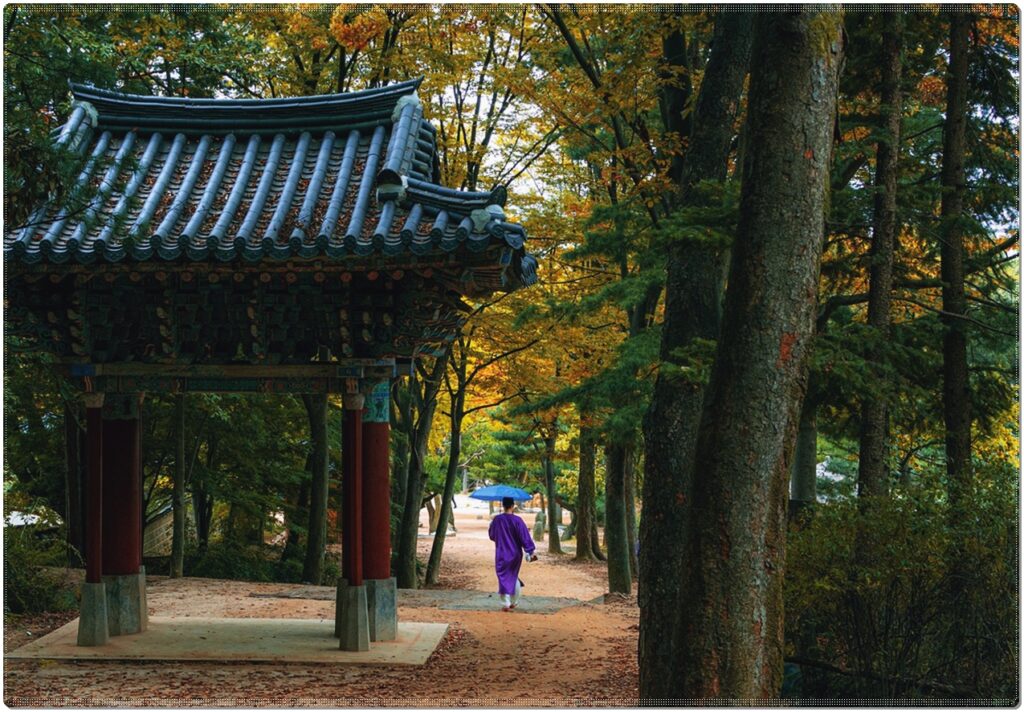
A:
[[469, 484, 533, 502]]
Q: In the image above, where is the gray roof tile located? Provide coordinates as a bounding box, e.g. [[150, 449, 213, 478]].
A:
[[7, 79, 537, 291]]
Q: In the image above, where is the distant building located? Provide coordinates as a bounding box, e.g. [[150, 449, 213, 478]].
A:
[[143, 501, 195, 557]]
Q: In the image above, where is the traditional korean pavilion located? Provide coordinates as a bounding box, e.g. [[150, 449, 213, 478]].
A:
[[4, 78, 537, 651]]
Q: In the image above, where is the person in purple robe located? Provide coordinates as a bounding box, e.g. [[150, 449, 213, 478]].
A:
[[488, 496, 537, 611]]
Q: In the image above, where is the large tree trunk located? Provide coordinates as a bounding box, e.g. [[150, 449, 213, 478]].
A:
[[858, 14, 903, 501], [940, 11, 972, 524], [301, 393, 329, 584], [171, 394, 186, 578], [604, 443, 632, 594], [396, 352, 448, 589], [425, 403, 463, 586], [639, 11, 755, 696], [574, 421, 598, 561], [544, 431, 562, 554], [669, 10, 843, 699]]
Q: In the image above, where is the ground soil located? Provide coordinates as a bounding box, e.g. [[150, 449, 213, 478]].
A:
[[4, 501, 639, 706]]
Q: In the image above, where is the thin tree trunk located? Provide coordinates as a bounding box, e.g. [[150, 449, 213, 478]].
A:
[[544, 431, 562, 554], [575, 421, 598, 561], [193, 487, 212, 553], [390, 382, 411, 550], [425, 498, 437, 534], [940, 11, 972, 525], [858, 13, 903, 501], [425, 404, 464, 586], [64, 402, 84, 565], [171, 394, 185, 578], [282, 462, 310, 563], [605, 443, 632, 594], [789, 381, 819, 518], [639, 11, 755, 696], [396, 351, 448, 588], [624, 446, 638, 578], [591, 525, 606, 562], [225, 502, 238, 542], [193, 435, 218, 554], [301, 393, 329, 584], [670, 10, 843, 698], [397, 414, 431, 587]]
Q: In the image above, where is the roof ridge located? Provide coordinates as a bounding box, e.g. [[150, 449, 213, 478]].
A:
[[69, 78, 427, 135], [70, 77, 423, 108]]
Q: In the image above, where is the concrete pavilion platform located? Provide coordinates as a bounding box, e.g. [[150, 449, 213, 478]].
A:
[[6, 616, 448, 665]]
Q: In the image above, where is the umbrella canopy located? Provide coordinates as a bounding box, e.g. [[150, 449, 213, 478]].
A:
[[469, 484, 533, 502]]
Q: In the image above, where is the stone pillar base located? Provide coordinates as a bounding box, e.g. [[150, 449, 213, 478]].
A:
[[103, 567, 148, 636], [335, 578, 370, 651], [77, 582, 109, 647], [366, 577, 398, 642]]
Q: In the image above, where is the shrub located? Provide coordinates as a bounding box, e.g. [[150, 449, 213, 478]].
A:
[[187, 541, 342, 586], [4, 519, 79, 614], [785, 461, 1017, 701], [186, 542, 276, 582]]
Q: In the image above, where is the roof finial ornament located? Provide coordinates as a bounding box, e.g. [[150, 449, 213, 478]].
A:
[[391, 93, 421, 122], [73, 100, 99, 127]]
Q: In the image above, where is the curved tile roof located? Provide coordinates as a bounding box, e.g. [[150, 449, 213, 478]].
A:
[[6, 79, 537, 293]]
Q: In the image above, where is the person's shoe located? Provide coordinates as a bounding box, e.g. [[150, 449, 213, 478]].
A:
[[509, 603, 517, 609], [501, 606, 512, 612]]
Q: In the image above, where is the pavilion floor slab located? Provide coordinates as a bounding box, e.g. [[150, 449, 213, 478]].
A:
[[6, 616, 448, 665]]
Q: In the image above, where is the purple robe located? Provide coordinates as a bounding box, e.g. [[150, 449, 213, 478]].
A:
[[488, 512, 536, 595]]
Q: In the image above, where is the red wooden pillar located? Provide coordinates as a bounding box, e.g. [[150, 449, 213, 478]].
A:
[[101, 402, 142, 576], [362, 381, 391, 580], [84, 394, 104, 584], [341, 390, 364, 586]]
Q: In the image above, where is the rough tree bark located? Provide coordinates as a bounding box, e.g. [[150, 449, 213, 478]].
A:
[[301, 393, 329, 584], [171, 393, 185, 578], [858, 13, 903, 501], [605, 444, 632, 594], [666, 10, 843, 699], [574, 419, 599, 561], [940, 11, 972, 522], [639, 11, 755, 696]]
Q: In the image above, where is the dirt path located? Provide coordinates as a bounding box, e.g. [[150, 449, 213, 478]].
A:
[[4, 501, 639, 706]]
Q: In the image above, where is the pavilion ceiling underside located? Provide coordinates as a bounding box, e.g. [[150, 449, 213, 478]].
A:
[[8, 267, 472, 364]]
